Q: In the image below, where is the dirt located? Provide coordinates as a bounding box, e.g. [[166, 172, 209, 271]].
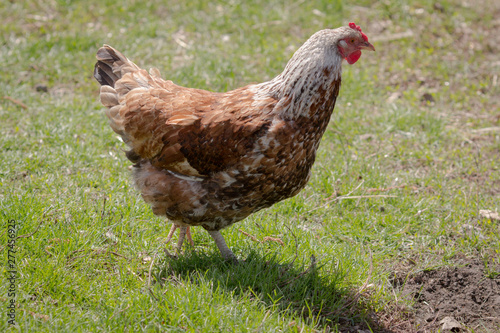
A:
[[394, 259, 500, 332]]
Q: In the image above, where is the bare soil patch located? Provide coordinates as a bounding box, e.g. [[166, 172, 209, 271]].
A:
[[395, 260, 500, 332]]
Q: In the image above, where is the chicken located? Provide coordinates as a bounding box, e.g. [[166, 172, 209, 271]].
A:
[[94, 23, 374, 261]]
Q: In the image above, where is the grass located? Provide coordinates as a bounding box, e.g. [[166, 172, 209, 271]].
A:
[[1, 0, 499, 331]]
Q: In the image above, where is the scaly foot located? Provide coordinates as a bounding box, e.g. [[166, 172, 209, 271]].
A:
[[165, 223, 194, 252], [207, 230, 238, 263]]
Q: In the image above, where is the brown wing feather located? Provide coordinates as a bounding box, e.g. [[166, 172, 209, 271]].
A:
[[107, 69, 277, 177]]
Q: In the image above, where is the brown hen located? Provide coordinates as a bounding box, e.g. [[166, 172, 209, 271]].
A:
[[94, 23, 374, 261]]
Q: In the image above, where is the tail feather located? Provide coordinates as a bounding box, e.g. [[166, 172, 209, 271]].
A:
[[95, 45, 155, 162], [94, 45, 139, 87], [94, 45, 166, 164], [93, 61, 118, 87], [94, 45, 138, 144]]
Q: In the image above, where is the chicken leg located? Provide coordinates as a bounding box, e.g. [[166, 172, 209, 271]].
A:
[[165, 223, 194, 252], [207, 230, 237, 262], [165, 224, 236, 262]]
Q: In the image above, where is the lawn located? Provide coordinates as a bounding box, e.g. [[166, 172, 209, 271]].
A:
[[1, 0, 499, 332]]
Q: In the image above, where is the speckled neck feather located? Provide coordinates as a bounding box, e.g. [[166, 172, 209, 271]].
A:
[[255, 29, 345, 119]]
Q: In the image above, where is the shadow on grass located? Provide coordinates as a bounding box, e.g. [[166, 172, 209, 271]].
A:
[[151, 250, 394, 333]]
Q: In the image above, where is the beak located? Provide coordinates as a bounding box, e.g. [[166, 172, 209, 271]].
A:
[[360, 41, 375, 51]]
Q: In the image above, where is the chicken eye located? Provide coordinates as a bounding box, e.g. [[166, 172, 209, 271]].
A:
[[350, 39, 355, 43]]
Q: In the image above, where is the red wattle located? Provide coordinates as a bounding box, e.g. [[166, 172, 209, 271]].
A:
[[346, 50, 362, 64]]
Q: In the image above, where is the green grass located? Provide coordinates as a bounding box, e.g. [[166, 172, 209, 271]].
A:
[[1, 0, 499, 331]]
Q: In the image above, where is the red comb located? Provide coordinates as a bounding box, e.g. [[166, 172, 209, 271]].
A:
[[349, 22, 368, 42]]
